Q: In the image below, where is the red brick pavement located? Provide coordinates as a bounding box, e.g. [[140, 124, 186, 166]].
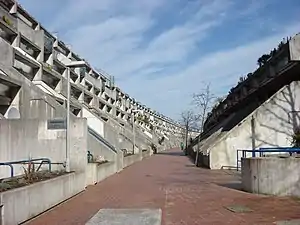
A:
[[26, 148, 300, 225]]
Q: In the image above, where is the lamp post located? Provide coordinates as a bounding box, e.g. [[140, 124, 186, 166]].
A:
[[66, 67, 71, 172], [131, 109, 143, 154], [65, 61, 86, 172]]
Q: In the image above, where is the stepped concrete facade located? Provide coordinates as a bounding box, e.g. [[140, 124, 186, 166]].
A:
[[0, 0, 183, 161], [0, 2, 184, 223], [189, 33, 300, 169]]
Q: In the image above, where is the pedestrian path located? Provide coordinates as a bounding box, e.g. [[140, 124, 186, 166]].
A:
[[26, 148, 300, 225]]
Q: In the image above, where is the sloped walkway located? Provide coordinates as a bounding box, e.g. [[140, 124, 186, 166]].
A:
[[26, 148, 300, 225]]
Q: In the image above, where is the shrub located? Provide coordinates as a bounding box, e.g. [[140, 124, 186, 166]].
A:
[[2, 16, 12, 27], [23, 161, 38, 184]]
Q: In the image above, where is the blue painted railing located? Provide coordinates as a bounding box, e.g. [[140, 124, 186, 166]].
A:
[[236, 147, 300, 171], [0, 158, 52, 177]]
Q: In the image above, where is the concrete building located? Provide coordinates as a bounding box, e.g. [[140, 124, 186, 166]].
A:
[[0, 2, 185, 223], [0, 0, 183, 156], [188, 33, 300, 169]]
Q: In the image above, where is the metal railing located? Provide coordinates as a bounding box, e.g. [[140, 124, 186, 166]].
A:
[[236, 147, 300, 171], [0, 158, 52, 178], [88, 126, 117, 153]]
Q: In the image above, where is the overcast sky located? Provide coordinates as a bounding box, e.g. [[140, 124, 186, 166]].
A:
[[19, 0, 300, 120]]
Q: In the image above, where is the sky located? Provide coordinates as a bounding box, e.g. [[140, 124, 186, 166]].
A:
[[19, 0, 300, 120]]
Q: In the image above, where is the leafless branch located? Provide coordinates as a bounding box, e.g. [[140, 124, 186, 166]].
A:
[[192, 83, 215, 132]]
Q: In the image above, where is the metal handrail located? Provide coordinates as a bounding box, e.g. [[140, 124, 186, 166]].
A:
[[236, 147, 300, 171], [88, 126, 117, 153], [0, 158, 52, 178], [0, 164, 14, 178]]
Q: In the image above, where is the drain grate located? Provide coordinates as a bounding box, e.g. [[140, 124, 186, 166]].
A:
[[225, 205, 253, 213], [85, 208, 162, 225], [276, 219, 300, 225]]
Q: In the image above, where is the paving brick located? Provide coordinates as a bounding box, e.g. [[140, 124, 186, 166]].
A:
[[25, 148, 300, 225]]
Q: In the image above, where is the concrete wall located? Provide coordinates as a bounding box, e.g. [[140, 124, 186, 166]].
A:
[[87, 133, 116, 162], [142, 150, 152, 159], [0, 118, 87, 178], [0, 39, 14, 67], [123, 154, 141, 168], [86, 162, 117, 186], [83, 107, 104, 136], [207, 81, 300, 169], [242, 157, 300, 197], [0, 172, 85, 225], [17, 18, 44, 48]]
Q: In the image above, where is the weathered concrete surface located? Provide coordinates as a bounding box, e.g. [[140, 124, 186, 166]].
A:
[[1, 173, 84, 225], [25, 148, 300, 225], [142, 150, 152, 159], [0, 118, 87, 178], [194, 80, 300, 169], [242, 157, 300, 197], [86, 162, 117, 186], [85, 209, 161, 225], [123, 154, 141, 168]]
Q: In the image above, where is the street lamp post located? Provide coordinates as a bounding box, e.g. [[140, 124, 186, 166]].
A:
[[132, 115, 135, 154], [66, 68, 71, 172], [65, 61, 86, 173], [131, 109, 143, 154]]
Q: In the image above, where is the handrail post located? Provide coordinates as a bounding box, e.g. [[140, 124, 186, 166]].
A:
[[10, 164, 14, 177], [0, 164, 14, 177], [236, 150, 239, 171]]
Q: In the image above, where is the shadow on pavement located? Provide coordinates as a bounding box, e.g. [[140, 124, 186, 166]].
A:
[[157, 151, 185, 156], [217, 182, 243, 191], [185, 164, 196, 167]]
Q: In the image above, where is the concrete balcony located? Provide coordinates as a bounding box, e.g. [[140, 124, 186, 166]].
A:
[[19, 34, 41, 60], [85, 73, 101, 88], [13, 48, 40, 81], [0, 13, 17, 45], [82, 90, 92, 104], [111, 89, 117, 100], [104, 86, 112, 97], [0, 74, 20, 116]]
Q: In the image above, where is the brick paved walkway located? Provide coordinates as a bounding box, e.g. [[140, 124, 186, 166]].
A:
[[26, 148, 300, 225]]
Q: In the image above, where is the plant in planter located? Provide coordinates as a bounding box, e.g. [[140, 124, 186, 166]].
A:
[[23, 161, 38, 184], [2, 15, 12, 27], [0, 182, 12, 192], [150, 143, 157, 154], [93, 155, 108, 165], [45, 63, 52, 71]]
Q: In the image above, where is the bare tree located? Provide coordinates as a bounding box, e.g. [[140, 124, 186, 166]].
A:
[[192, 83, 215, 165], [180, 109, 196, 153], [192, 84, 215, 132]]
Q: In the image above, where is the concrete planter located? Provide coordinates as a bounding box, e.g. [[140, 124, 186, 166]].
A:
[[86, 162, 117, 186], [123, 154, 141, 168], [0, 172, 85, 225], [242, 157, 300, 197]]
